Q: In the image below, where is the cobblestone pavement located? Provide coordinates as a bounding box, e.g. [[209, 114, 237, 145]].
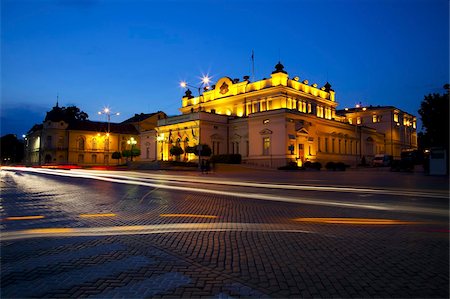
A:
[[1, 168, 448, 298]]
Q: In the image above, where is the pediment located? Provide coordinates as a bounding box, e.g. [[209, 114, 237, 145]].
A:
[[259, 128, 273, 135], [297, 127, 309, 135]]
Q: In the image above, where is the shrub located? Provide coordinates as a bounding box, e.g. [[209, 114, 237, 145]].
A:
[[325, 162, 336, 170], [278, 161, 300, 170], [303, 161, 321, 170], [210, 154, 242, 164], [326, 161, 349, 171], [311, 162, 322, 170]]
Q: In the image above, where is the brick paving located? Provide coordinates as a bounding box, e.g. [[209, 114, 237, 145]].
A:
[[1, 169, 449, 298]]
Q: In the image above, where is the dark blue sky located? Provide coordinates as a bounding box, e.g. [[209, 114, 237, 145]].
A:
[[2, 0, 448, 137]]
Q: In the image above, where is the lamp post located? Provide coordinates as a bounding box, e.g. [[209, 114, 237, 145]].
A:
[[98, 107, 120, 165], [127, 137, 137, 161], [180, 75, 211, 170], [156, 134, 164, 161], [352, 103, 366, 166]]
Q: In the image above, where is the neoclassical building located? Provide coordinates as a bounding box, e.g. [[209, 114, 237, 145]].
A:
[[153, 63, 417, 168], [25, 103, 166, 166]]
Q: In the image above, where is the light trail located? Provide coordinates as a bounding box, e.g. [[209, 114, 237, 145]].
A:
[[293, 217, 425, 225], [4, 167, 447, 199], [3, 215, 45, 221], [160, 214, 218, 219], [73, 168, 448, 199], [1, 167, 448, 216], [1, 223, 316, 241], [79, 213, 117, 218]]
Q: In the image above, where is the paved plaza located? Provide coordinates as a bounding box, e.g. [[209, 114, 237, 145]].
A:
[[1, 167, 448, 298]]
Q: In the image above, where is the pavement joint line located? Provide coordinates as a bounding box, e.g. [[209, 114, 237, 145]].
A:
[[3, 168, 448, 216]]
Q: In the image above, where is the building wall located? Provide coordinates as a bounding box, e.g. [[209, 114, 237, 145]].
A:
[[341, 107, 417, 159], [26, 120, 140, 166]]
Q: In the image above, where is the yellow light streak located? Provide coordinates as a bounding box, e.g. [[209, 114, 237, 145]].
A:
[[293, 218, 423, 225], [79, 213, 117, 218], [4, 215, 45, 221], [24, 228, 75, 234], [160, 214, 218, 219]]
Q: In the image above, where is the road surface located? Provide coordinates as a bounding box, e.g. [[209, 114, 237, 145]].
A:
[[1, 166, 448, 298]]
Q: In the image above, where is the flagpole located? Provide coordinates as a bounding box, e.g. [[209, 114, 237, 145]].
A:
[[251, 50, 255, 82]]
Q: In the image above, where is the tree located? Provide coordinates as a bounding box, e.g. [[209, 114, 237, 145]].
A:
[[65, 106, 89, 121], [1, 134, 24, 164], [418, 84, 449, 152], [169, 146, 184, 160], [122, 149, 141, 161], [198, 144, 212, 157], [112, 151, 122, 165]]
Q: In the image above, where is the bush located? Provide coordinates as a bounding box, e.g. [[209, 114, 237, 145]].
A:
[[325, 162, 336, 170], [278, 161, 300, 170], [169, 146, 184, 157], [210, 154, 242, 164], [326, 161, 349, 171], [112, 151, 122, 160], [303, 161, 321, 170], [335, 162, 349, 171]]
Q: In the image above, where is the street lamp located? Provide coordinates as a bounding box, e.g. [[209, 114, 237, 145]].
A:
[[180, 75, 211, 102], [353, 103, 366, 165], [98, 107, 120, 134], [98, 107, 120, 165], [156, 134, 164, 161], [180, 75, 212, 170], [127, 137, 137, 161]]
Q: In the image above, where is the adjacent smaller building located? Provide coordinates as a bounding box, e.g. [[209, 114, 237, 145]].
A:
[[336, 106, 417, 159], [25, 103, 165, 166]]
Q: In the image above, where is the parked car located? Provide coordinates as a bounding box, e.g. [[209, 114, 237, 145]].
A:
[[372, 154, 393, 167]]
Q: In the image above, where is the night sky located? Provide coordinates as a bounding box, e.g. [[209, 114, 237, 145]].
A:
[[2, 0, 449, 137]]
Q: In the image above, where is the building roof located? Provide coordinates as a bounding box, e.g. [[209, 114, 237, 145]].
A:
[[67, 121, 139, 134], [27, 124, 43, 134], [121, 111, 165, 124], [335, 105, 416, 116]]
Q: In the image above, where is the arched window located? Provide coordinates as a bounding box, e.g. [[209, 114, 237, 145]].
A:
[[77, 137, 85, 150], [92, 138, 98, 150]]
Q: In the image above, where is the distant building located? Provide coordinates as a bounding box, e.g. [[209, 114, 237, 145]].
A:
[[154, 62, 417, 168], [336, 106, 417, 158], [24, 103, 166, 166]]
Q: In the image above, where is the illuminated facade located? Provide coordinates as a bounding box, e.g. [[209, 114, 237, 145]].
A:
[[336, 106, 417, 158], [155, 63, 417, 168], [25, 105, 165, 166]]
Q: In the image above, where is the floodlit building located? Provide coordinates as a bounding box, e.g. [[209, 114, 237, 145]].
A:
[[155, 62, 417, 168], [24, 103, 165, 166], [336, 106, 417, 159]]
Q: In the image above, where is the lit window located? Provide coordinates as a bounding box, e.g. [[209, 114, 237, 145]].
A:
[[357, 117, 362, 125], [413, 120, 416, 129], [393, 113, 399, 122], [263, 137, 270, 156], [348, 118, 353, 124], [372, 114, 378, 123]]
